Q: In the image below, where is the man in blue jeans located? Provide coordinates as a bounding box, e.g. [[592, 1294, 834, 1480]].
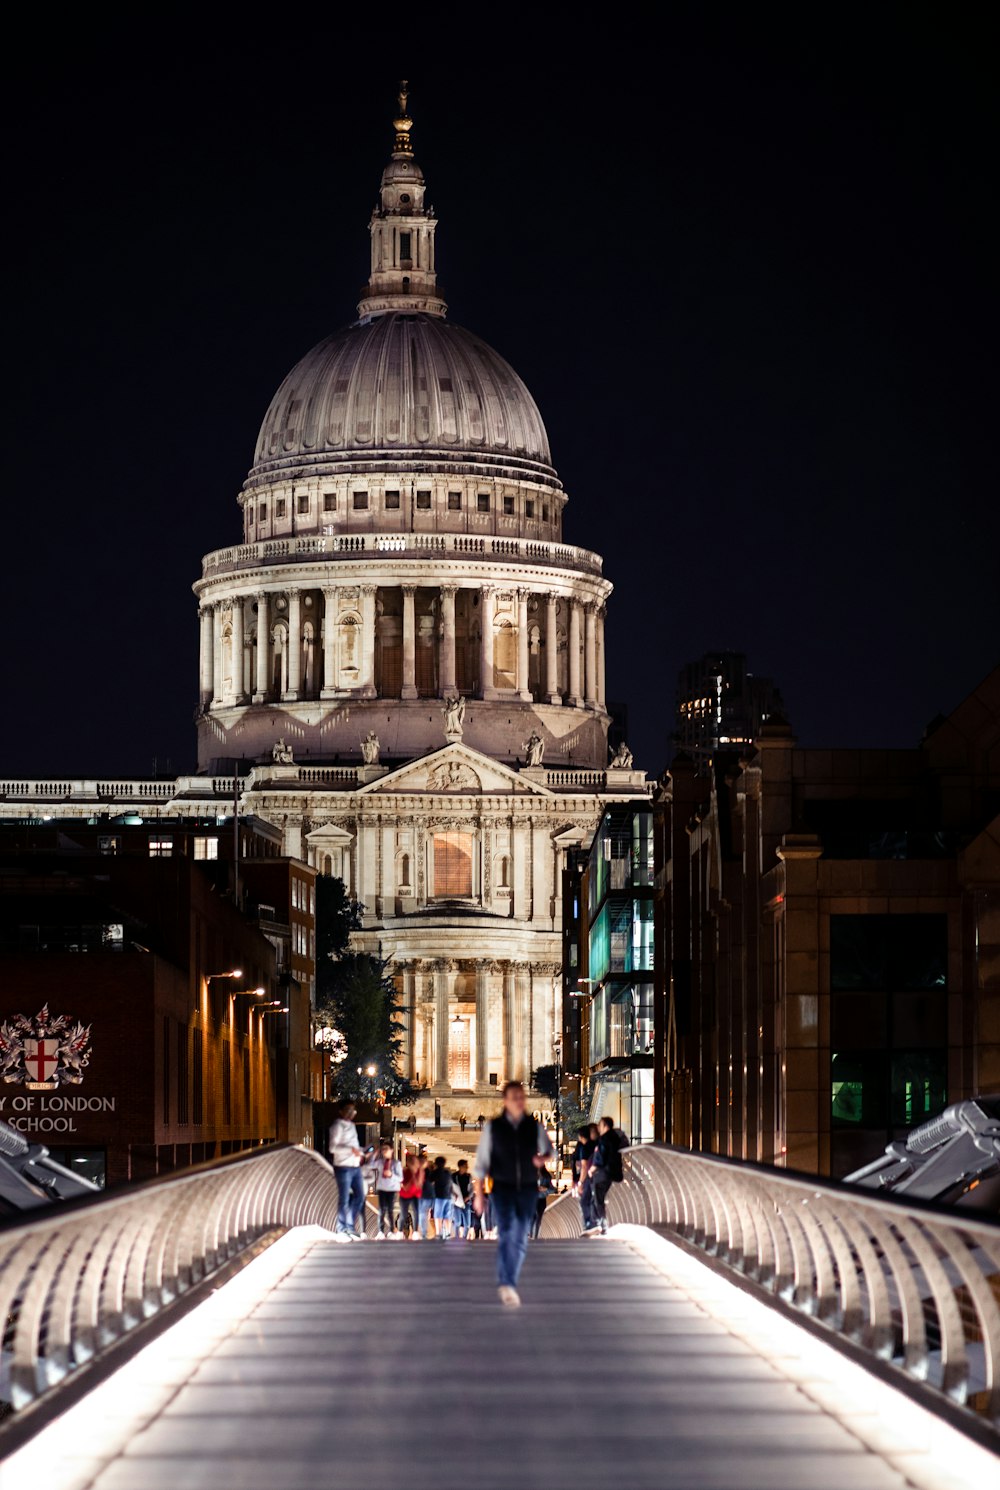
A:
[[472, 1080, 554, 1306], [328, 1100, 367, 1236]]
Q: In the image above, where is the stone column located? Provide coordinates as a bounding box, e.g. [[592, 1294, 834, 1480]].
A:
[[321, 587, 337, 698], [596, 606, 607, 709], [516, 588, 531, 700], [212, 604, 224, 706], [402, 964, 416, 1082], [584, 603, 597, 707], [439, 584, 457, 696], [254, 592, 269, 701], [360, 585, 377, 696], [475, 959, 490, 1092], [230, 597, 246, 703], [284, 589, 301, 700], [199, 605, 214, 711], [568, 600, 582, 706], [515, 963, 532, 1082], [401, 584, 418, 700], [502, 963, 516, 1081], [432, 960, 451, 1093], [479, 584, 495, 699], [545, 593, 560, 703]]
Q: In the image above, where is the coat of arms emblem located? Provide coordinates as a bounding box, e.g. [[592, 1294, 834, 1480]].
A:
[[0, 1006, 92, 1089]]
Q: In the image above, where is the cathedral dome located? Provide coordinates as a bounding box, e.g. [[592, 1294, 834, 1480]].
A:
[[248, 312, 554, 486]]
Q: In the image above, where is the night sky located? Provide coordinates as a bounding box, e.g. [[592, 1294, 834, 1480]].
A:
[[6, 11, 997, 780]]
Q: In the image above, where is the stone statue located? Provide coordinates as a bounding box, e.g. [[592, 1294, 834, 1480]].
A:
[[442, 694, 466, 740], [524, 731, 545, 768], [271, 737, 294, 765], [360, 730, 380, 766], [609, 740, 633, 770]]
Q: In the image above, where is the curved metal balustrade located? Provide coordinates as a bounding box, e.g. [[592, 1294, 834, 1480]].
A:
[[0, 1144, 367, 1425], [542, 1144, 1000, 1437]]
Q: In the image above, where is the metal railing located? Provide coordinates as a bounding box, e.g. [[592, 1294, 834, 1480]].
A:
[[542, 1145, 1000, 1436], [0, 1145, 365, 1424]]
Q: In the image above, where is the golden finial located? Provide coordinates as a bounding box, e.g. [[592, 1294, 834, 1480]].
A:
[[393, 77, 413, 155]]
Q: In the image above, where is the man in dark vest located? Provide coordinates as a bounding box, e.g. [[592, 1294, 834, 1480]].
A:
[[472, 1080, 555, 1306]]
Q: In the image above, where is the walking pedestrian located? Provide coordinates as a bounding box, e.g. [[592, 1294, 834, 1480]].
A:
[[399, 1154, 422, 1238], [372, 1141, 403, 1237], [419, 1154, 436, 1238], [531, 1163, 556, 1239], [431, 1154, 455, 1239], [571, 1125, 598, 1233], [472, 1080, 554, 1306], [590, 1116, 630, 1234], [328, 1100, 368, 1237], [459, 1113, 467, 1133], [452, 1158, 472, 1237]]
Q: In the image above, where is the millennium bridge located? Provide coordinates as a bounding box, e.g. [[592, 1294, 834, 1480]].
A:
[[0, 1145, 997, 1490]]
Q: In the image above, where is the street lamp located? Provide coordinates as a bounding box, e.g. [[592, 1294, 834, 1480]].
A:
[[207, 968, 243, 980], [552, 1035, 563, 1183], [233, 986, 267, 999], [365, 1063, 377, 1102]]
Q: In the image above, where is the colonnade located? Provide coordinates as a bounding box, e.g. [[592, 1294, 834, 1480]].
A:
[[199, 581, 607, 713], [397, 958, 556, 1095]]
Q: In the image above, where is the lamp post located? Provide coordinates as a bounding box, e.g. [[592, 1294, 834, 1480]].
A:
[[552, 1034, 563, 1184], [365, 1063, 377, 1103]]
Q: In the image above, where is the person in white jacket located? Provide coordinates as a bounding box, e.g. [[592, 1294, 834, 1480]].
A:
[[328, 1100, 367, 1236], [369, 1142, 404, 1237]]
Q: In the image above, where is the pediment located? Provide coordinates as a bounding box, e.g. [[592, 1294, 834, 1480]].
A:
[[305, 821, 356, 845], [357, 743, 553, 798]]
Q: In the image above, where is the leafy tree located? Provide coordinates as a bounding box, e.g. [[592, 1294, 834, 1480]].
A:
[[530, 1064, 561, 1101], [314, 878, 416, 1105]]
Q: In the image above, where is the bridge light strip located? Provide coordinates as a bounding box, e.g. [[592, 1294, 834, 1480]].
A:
[[612, 1223, 996, 1490]]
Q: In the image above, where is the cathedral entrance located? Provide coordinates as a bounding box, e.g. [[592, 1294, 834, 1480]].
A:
[[447, 1014, 472, 1090]]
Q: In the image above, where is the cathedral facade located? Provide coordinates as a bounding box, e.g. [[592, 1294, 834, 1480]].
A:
[[2, 89, 647, 1114]]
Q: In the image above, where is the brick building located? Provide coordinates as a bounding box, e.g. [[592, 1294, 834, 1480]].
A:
[[653, 666, 1000, 1177], [0, 820, 316, 1184]]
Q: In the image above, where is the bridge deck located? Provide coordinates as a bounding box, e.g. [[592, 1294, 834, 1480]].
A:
[[10, 1235, 930, 1490]]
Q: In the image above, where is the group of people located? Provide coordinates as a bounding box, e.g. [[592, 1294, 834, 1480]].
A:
[[570, 1115, 629, 1234], [328, 1083, 628, 1308]]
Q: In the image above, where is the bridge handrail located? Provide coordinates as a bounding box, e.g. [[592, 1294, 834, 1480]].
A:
[[0, 1143, 354, 1427], [542, 1143, 1000, 1436]]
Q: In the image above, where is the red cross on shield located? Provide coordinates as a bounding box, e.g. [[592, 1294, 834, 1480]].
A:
[[24, 1038, 60, 1085]]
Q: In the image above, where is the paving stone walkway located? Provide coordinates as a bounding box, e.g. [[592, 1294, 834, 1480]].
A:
[[65, 1236, 921, 1490]]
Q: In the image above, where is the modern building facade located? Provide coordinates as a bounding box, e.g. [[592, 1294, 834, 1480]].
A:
[[0, 822, 310, 1184], [562, 805, 655, 1142], [653, 667, 1000, 1177], [0, 88, 648, 1119], [674, 650, 784, 762]]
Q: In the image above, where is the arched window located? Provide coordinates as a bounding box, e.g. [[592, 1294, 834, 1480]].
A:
[[399, 852, 411, 889], [221, 622, 234, 697], [302, 620, 315, 695], [337, 613, 360, 687], [271, 623, 288, 696], [497, 854, 511, 889], [493, 621, 516, 690], [323, 854, 333, 876]]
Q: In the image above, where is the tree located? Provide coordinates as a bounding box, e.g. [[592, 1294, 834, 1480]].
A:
[[530, 1064, 560, 1101], [314, 877, 417, 1105]]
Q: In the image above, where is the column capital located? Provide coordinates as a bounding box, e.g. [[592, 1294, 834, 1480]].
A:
[[360, 582, 377, 597], [546, 591, 558, 608], [439, 581, 458, 597], [401, 582, 417, 597], [480, 582, 495, 598], [287, 585, 301, 599]]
